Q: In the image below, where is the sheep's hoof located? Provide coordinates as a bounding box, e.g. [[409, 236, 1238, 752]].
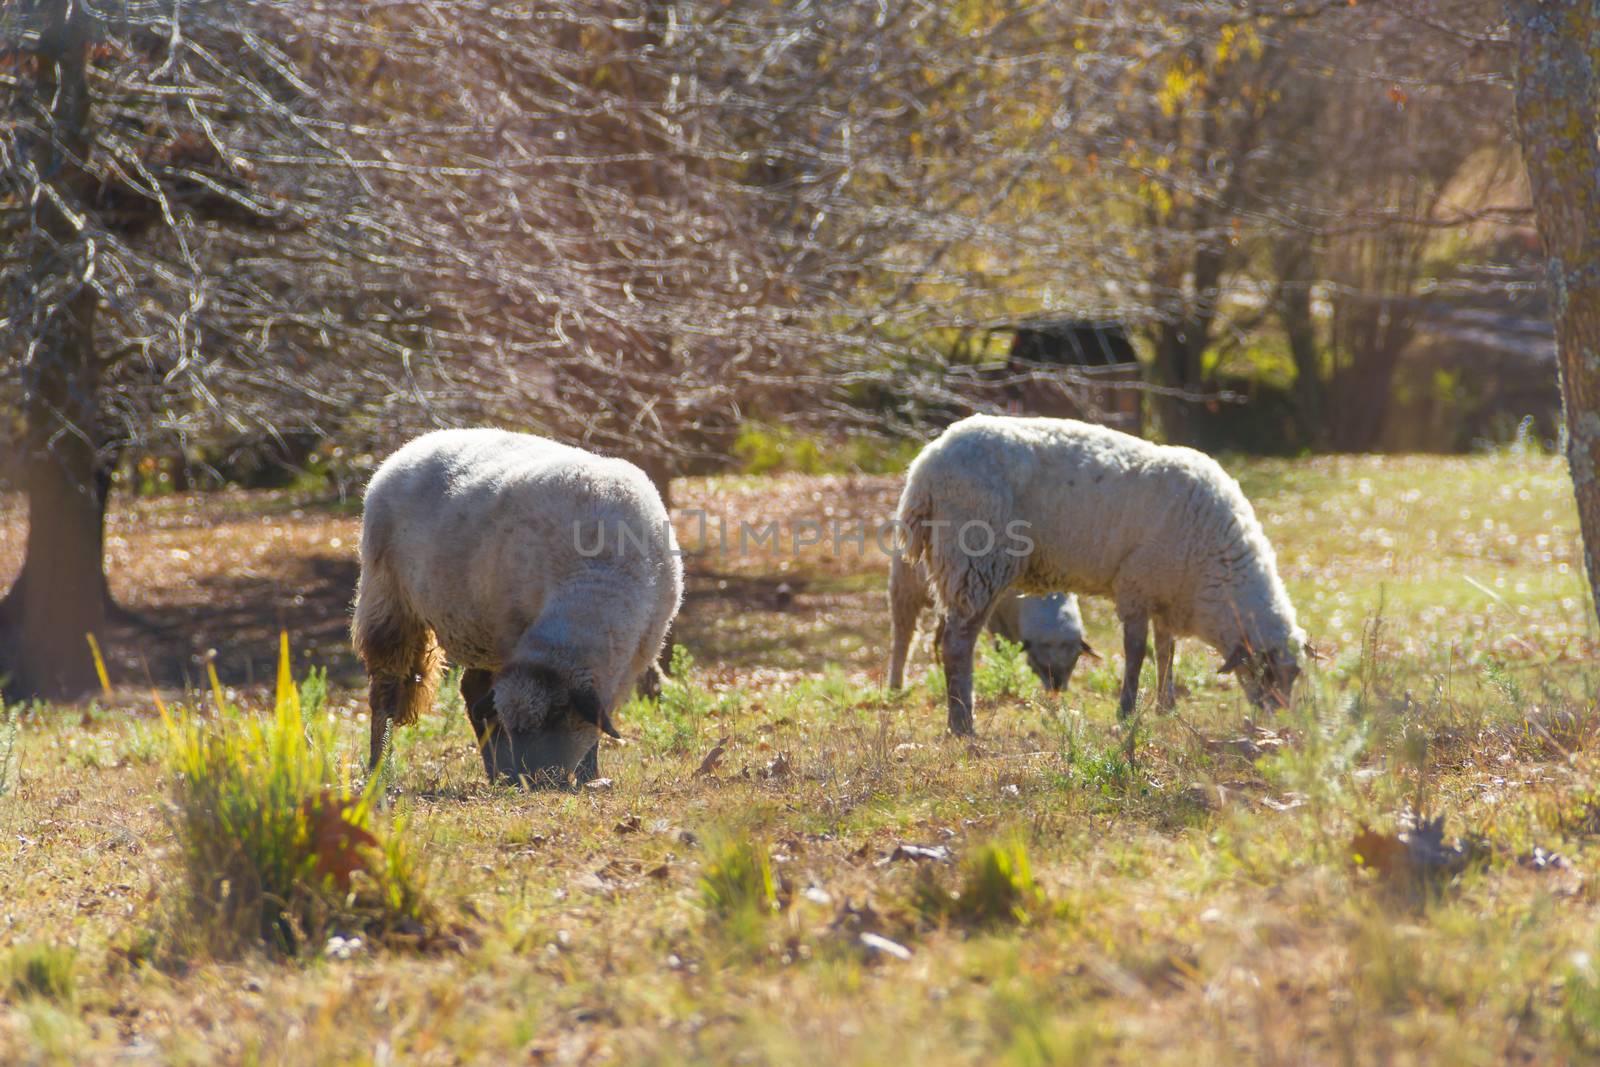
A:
[[480, 727, 600, 789]]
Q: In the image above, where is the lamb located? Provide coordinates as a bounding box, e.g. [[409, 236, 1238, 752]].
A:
[[896, 414, 1306, 735], [888, 555, 1095, 691], [351, 428, 683, 786]]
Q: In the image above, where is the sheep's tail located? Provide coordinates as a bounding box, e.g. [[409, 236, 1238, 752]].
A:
[[896, 467, 936, 569], [895, 452, 1020, 624], [351, 559, 444, 728]]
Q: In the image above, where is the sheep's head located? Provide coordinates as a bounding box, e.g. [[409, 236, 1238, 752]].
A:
[[1015, 593, 1096, 692], [1021, 636, 1096, 692], [479, 663, 619, 788], [1218, 644, 1301, 710]]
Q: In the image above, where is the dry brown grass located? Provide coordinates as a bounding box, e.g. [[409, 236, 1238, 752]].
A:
[[0, 454, 1597, 1064]]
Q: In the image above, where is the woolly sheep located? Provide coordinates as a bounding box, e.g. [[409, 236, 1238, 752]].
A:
[[352, 428, 682, 786], [896, 414, 1306, 735], [887, 555, 1096, 691]]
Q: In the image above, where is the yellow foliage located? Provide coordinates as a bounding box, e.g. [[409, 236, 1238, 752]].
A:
[[1158, 62, 1203, 119]]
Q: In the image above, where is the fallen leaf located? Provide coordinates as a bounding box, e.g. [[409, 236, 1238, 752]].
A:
[[301, 792, 378, 891], [614, 815, 642, 834], [760, 752, 792, 779], [1351, 816, 1481, 888], [694, 736, 731, 778], [1350, 825, 1411, 880]]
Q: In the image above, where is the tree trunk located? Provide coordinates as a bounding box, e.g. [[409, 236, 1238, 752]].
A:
[[1508, 1, 1600, 629], [2, 421, 107, 701], [0, 1, 106, 701], [1273, 238, 1323, 448], [1151, 321, 1204, 445]]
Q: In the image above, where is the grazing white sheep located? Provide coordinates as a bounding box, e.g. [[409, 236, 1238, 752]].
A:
[[352, 428, 682, 786], [887, 555, 1095, 691], [897, 415, 1305, 735]]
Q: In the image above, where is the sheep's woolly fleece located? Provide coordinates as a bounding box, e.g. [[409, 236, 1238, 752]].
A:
[[898, 414, 1304, 663], [352, 428, 682, 733]]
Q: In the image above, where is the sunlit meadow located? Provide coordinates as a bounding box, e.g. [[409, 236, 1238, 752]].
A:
[[0, 452, 1597, 1064]]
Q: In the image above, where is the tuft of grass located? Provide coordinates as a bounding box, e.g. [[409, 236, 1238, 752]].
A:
[[912, 839, 1046, 929], [6, 943, 75, 1004], [1562, 953, 1600, 1055], [975, 635, 1040, 704], [160, 635, 435, 958], [699, 836, 780, 922], [630, 646, 731, 753]]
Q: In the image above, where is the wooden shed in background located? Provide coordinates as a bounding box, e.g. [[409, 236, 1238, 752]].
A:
[[995, 319, 1144, 435]]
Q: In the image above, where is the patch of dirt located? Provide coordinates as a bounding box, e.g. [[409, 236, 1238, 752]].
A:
[[0, 474, 906, 692]]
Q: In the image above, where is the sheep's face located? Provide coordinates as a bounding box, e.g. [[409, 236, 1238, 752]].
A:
[[1021, 638, 1093, 692], [1220, 646, 1300, 710], [479, 664, 611, 788]]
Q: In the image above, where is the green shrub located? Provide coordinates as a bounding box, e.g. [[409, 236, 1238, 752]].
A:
[[733, 422, 922, 476], [912, 839, 1046, 929], [297, 666, 329, 720], [6, 943, 75, 1003], [699, 836, 779, 921], [161, 635, 434, 957], [733, 423, 824, 476]]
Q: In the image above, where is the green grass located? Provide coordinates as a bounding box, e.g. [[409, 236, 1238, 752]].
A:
[[0, 454, 1595, 1063], [157, 637, 436, 958], [4, 943, 74, 1004]]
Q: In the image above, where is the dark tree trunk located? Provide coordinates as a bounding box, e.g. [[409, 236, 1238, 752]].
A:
[[1151, 321, 1205, 444], [1150, 243, 1225, 446], [1273, 239, 1323, 448], [1509, 0, 1600, 630], [1324, 297, 1413, 453], [0, 2, 107, 701], [2, 416, 107, 700]]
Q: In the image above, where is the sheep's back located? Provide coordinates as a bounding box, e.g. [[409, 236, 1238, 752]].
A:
[[361, 429, 674, 665], [909, 416, 1219, 600]]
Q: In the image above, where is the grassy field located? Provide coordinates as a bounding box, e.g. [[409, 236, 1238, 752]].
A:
[[1, 452, 1598, 1065]]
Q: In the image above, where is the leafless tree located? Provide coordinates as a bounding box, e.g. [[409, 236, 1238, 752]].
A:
[[0, 1, 445, 697], [1508, 0, 1600, 627]]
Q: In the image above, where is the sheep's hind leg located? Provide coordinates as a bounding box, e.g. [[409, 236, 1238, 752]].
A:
[[1154, 621, 1176, 712], [887, 556, 927, 690], [367, 677, 399, 771], [460, 668, 496, 743], [1117, 610, 1149, 722], [357, 626, 443, 772], [941, 610, 984, 737]]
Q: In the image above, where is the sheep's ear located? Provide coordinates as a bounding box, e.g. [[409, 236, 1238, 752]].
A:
[[570, 687, 621, 739], [1218, 645, 1249, 675], [1079, 640, 1101, 662]]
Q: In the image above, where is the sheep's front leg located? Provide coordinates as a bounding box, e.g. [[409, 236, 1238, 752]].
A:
[[1154, 622, 1177, 712], [1117, 611, 1149, 722], [942, 610, 984, 736]]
